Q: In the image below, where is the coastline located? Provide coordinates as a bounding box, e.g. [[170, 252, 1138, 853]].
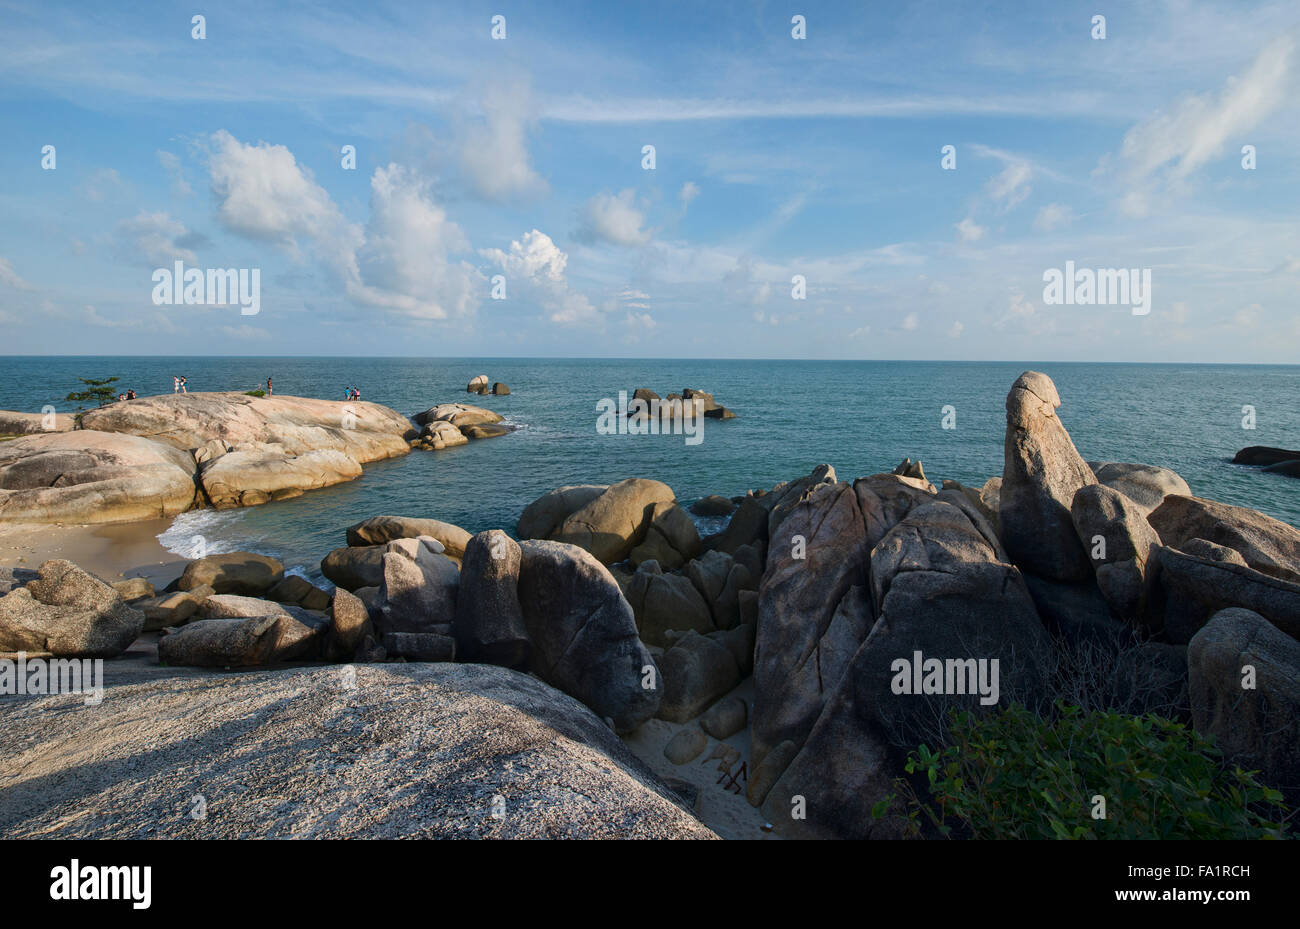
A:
[[0, 518, 186, 589]]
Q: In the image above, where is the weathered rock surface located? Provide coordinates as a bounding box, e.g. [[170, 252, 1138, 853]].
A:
[[1189, 609, 1300, 804], [516, 484, 607, 540], [0, 431, 198, 524], [1148, 495, 1300, 585], [1000, 371, 1096, 581], [81, 392, 414, 462], [1087, 461, 1191, 514], [628, 500, 702, 570], [516, 540, 661, 732], [321, 545, 385, 591], [547, 478, 676, 564], [699, 695, 748, 740], [419, 420, 469, 450], [1157, 545, 1300, 643], [454, 530, 529, 667], [0, 663, 715, 838], [157, 612, 322, 666], [137, 585, 213, 632], [324, 588, 372, 662], [1071, 483, 1161, 623], [179, 552, 284, 596], [0, 559, 144, 657], [411, 403, 503, 430], [690, 495, 736, 517], [201, 446, 362, 508], [0, 409, 75, 434], [376, 543, 459, 636], [657, 631, 742, 723], [752, 481, 872, 768], [346, 515, 472, 559], [624, 560, 715, 646]]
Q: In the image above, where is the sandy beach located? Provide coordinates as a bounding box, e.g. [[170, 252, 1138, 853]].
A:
[[0, 518, 186, 589]]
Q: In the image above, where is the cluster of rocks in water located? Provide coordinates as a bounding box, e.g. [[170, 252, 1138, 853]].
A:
[[465, 374, 510, 396], [2, 370, 1299, 839], [0, 390, 515, 523], [627, 387, 737, 420]]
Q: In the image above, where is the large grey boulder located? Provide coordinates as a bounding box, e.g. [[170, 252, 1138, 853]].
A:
[[516, 540, 661, 732], [200, 447, 363, 509], [0, 431, 199, 524], [1157, 545, 1300, 643], [757, 498, 1052, 838], [624, 560, 716, 647], [752, 481, 872, 769], [516, 485, 607, 540], [656, 631, 741, 723], [0, 560, 144, 657], [179, 552, 284, 596], [158, 613, 323, 666], [0, 663, 715, 838], [345, 516, 473, 560], [324, 588, 373, 662], [320, 545, 385, 591], [1087, 461, 1190, 514], [547, 478, 677, 564], [454, 530, 529, 667], [685, 549, 753, 631], [703, 495, 769, 556], [628, 501, 702, 570], [1189, 608, 1300, 804], [1000, 371, 1097, 581], [376, 540, 459, 636], [1071, 483, 1161, 624], [1148, 495, 1300, 585]]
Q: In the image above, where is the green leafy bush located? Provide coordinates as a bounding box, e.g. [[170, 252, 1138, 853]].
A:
[[244, 389, 266, 397], [899, 702, 1290, 839]]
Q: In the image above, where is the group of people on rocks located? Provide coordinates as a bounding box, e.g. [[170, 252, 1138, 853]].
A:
[[111, 376, 368, 403], [172, 375, 188, 394]]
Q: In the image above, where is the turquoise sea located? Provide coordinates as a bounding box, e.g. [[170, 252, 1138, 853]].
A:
[[3, 357, 1298, 584]]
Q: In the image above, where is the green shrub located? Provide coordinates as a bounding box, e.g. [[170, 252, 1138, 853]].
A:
[[244, 389, 265, 397], [898, 702, 1290, 839]]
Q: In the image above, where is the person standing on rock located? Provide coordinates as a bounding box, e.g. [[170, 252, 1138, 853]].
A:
[[173, 375, 179, 393], [266, 377, 273, 396], [179, 375, 188, 394]]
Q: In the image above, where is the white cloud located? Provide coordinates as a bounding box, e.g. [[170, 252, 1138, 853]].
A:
[[479, 229, 567, 283], [1114, 35, 1295, 194], [220, 324, 271, 340], [115, 211, 197, 265], [901, 312, 920, 330], [577, 189, 651, 246], [482, 228, 603, 327], [986, 160, 1032, 211], [624, 311, 656, 329], [679, 181, 700, 206], [0, 257, 33, 290], [955, 216, 986, 242], [157, 150, 191, 197], [458, 79, 546, 201], [208, 130, 345, 255], [1034, 203, 1074, 232], [948, 320, 964, 338], [347, 164, 481, 320]]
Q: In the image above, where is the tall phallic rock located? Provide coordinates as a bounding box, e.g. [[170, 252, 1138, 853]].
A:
[[1000, 371, 1096, 581]]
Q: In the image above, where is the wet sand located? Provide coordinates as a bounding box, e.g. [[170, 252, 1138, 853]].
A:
[[0, 518, 186, 589]]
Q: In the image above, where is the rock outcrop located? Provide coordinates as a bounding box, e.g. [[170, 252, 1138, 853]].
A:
[[454, 530, 529, 667], [0, 410, 75, 435], [1000, 371, 1096, 581], [1189, 609, 1300, 804], [0, 559, 144, 657], [0, 431, 198, 523], [536, 478, 677, 564], [516, 540, 661, 732], [0, 663, 715, 838], [346, 515, 472, 559]]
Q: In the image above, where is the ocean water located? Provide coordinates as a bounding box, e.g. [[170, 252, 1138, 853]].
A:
[[4, 356, 1299, 584]]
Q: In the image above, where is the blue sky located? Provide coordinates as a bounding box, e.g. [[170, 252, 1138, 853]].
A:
[[0, 0, 1298, 360]]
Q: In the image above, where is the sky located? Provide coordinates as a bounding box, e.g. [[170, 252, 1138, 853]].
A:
[[0, 0, 1298, 361]]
